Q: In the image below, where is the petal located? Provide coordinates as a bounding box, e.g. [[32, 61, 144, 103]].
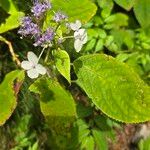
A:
[[78, 29, 86, 35], [21, 61, 33, 70], [74, 39, 83, 52], [27, 51, 38, 65], [82, 32, 88, 44], [27, 69, 39, 79], [35, 64, 47, 75], [74, 29, 86, 39], [70, 20, 81, 31]]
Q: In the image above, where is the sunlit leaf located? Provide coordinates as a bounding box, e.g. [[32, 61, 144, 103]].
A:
[[0, 70, 25, 126], [74, 54, 150, 123]]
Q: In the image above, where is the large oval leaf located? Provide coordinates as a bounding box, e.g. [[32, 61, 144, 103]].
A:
[[51, 0, 97, 23], [29, 77, 76, 131], [73, 54, 150, 123], [0, 70, 25, 126], [133, 0, 150, 28]]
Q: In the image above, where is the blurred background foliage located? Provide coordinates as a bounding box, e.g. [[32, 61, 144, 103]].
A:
[[0, 0, 150, 149]]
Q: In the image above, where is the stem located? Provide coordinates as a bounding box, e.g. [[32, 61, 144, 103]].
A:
[[63, 36, 74, 39], [0, 36, 21, 66], [44, 49, 50, 63], [38, 47, 47, 62]]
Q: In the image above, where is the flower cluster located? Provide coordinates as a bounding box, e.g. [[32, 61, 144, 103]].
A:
[[19, 1, 88, 79], [18, 16, 40, 37], [18, 0, 56, 48], [53, 12, 68, 22], [31, 0, 51, 18], [70, 20, 88, 52]]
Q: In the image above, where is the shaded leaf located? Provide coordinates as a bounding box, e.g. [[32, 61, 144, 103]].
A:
[[29, 77, 76, 132], [113, 0, 135, 11]]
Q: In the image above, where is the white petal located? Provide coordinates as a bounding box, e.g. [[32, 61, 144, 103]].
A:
[[70, 20, 81, 31], [78, 29, 86, 35], [21, 61, 33, 70], [35, 64, 47, 75], [74, 29, 86, 39], [27, 69, 39, 79], [27, 51, 38, 65], [82, 32, 88, 44], [74, 39, 83, 52]]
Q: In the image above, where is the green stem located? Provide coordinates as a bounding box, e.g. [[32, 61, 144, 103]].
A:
[[38, 47, 47, 62]]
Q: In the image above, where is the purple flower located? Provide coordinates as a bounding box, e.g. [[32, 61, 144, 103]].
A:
[[34, 28, 54, 47], [53, 12, 68, 22], [31, 0, 51, 18], [18, 16, 40, 37]]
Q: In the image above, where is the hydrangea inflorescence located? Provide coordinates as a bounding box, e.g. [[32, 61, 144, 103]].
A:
[[19, 0, 87, 79]]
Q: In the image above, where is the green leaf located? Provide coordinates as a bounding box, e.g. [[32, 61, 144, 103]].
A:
[[51, 0, 97, 23], [54, 50, 71, 83], [104, 13, 128, 29], [81, 136, 95, 150], [139, 137, 150, 150], [97, 0, 114, 18], [92, 129, 108, 150], [113, 0, 135, 11], [133, 0, 150, 28], [73, 54, 150, 123], [0, 0, 17, 14], [0, 12, 24, 34], [0, 70, 25, 126], [29, 77, 76, 131], [95, 39, 104, 52]]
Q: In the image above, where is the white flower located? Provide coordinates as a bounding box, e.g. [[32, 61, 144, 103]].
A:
[[70, 20, 88, 52], [74, 29, 88, 52], [21, 51, 47, 79], [70, 20, 81, 31]]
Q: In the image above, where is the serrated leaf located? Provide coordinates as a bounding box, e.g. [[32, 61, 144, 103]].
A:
[[0, 12, 24, 34], [54, 50, 71, 83], [113, 0, 135, 11], [29, 77, 76, 131], [51, 0, 97, 23], [133, 0, 150, 28], [0, 70, 25, 126], [73, 54, 150, 123]]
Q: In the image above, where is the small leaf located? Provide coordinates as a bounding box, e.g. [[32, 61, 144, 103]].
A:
[[73, 54, 150, 123], [97, 0, 114, 18], [0, 70, 25, 126], [92, 129, 108, 150], [133, 0, 150, 28], [29, 77, 76, 132], [113, 0, 135, 11], [81, 136, 95, 150], [95, 39, 104, 52], [54, 50, 71, 83], [51, 0, 97, 23]]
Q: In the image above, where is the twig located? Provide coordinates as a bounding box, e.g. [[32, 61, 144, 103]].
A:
[[0, 36, 21, 66]]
